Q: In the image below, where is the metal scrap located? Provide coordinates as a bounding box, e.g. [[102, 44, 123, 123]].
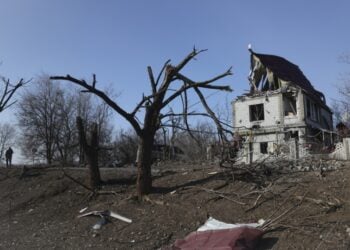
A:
[[78, 210, 132, 230]]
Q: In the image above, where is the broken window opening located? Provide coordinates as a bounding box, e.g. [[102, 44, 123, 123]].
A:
[[261, 74, 269, 91], [249, 104, 264, 121], [272, 75, 279, 90], [260, 142, 268, 154], [313, 103, 320, 121], [306, 98, 320, 121], [285, 131, 299, 141], [322, 116, 331, 130], [283, 93, 297, 116], [261, 72, 279, 91], [291, 131, 299, 141], [306, 99, 311, 118]]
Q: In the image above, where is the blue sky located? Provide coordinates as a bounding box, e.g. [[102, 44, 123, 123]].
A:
[[1, 0, 350, 138]]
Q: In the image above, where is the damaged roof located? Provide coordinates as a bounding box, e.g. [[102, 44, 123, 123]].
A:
[[250, 50, 326, 105]]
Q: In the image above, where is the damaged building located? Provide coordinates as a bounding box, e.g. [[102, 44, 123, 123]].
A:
[[233, 48, 334, 163]]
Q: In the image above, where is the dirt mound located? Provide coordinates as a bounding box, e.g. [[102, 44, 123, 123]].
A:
[[0, 163, 350, 249]]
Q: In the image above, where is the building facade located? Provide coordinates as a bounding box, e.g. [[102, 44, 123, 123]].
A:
[[233, 49, 333, 163]]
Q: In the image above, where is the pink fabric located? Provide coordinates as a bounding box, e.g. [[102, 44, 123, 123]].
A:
[[172, 227, 263, 250]]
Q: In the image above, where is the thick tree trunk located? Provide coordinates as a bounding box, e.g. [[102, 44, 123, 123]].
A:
[[136, 133, 154, 197], [46, 146, 52, 165]]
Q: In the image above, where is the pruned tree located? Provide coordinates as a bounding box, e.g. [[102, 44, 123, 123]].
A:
[[51, 49, 233, 198], [75, 93, 113, 165]]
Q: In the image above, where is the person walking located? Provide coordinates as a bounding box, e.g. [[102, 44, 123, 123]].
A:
[[5, 147, 13, 167]]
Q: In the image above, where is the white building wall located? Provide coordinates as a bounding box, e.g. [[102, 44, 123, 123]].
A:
[[240, 132, 286, 163], [329, 138, 350, 160], [234, 94, 281, 128], [234, 92, 307, 130]]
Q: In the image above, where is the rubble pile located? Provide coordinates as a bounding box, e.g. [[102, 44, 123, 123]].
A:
[[261, 157, 345, 173]]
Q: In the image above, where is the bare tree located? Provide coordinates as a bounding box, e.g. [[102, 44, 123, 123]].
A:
[[51, 49, 233, 197], [54, 91, 77, 163], [17, 76, 113, 165], [18, 77, 64, 164], [0, 123, 16, 162]]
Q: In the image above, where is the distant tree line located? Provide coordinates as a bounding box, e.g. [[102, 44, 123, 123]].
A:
[[2, 75, 220, 166], [16, 75, 113, 165]]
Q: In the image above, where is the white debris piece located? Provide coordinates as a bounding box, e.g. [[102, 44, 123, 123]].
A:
[[78, 210, 132, 224], [108, 211, 132, 223], [79, 207, 88, 213], [197, 217, 261, 232], [207, 171, 218, 175]]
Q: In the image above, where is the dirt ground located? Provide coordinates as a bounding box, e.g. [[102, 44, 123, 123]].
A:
[[0, 161, 350, 250]]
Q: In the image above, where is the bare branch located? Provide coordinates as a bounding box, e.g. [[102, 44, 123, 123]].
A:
[[0, 78, 28, 112], [50, 75, 143, 136], [0, 78, 10, 106], [175, 48, 208, 73], [155, 49, 210, 97], [147, 66, 157, 95], [155, 59, 171, 86], [2, 100, 17, 110], [180, 83, 200, 145], [162, 69, 232, 108], [92, 74, 96, 88], [131, 96, 148, 116], [194, 87, 230, 141], [161, 112, 233, 135], [177, 67, 232, 86]]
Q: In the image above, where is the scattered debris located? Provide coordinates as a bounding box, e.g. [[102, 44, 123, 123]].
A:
[[78, 210, 132, 229], [1, 161, 350, 249], [346, 227, 350, 237], [295, 195, 342, 212], [79, 207, 88, 213], [108, 211, 132, 223], [197, 217, 262, 231], [182, 186, 246, 206], [142, 195, 166, 206], [207, 171, 218, 175]]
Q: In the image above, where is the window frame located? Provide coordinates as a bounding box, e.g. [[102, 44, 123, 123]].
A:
[[249, 103, 265, 122]]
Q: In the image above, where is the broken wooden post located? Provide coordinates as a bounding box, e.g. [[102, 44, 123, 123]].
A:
[[76, 116, 101, 189]]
